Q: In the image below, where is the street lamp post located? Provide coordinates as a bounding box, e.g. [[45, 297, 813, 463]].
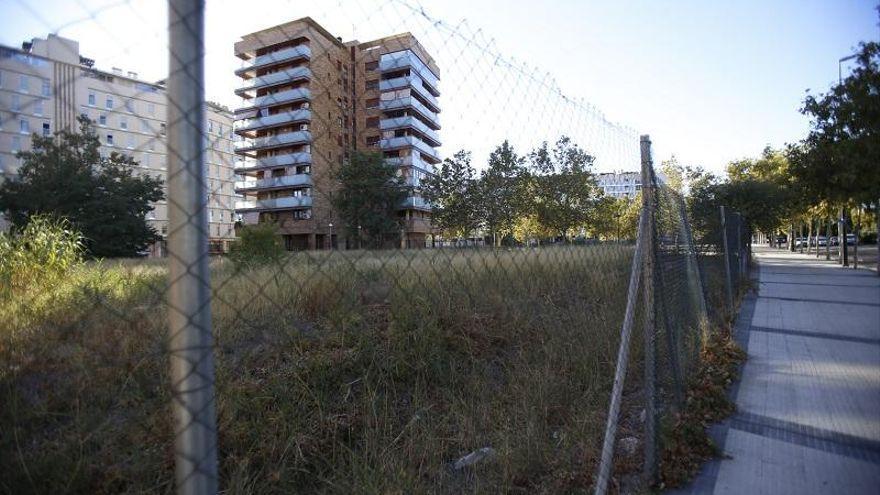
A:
[[328, 222, 334, 250], [838, 54, 857, 268]]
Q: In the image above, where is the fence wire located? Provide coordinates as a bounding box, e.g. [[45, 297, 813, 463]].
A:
[[1, 1, 749, 494]]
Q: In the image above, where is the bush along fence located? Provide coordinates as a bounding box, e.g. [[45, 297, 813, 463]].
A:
[[593, 136, 751, 494]]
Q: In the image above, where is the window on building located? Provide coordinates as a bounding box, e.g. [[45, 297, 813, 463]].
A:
[[365, 79, 378, 90], [106, 96, 113, 109], [42, 122, 50, 136], [19, 119, 31, 133], [127, 135, 135, 149], [366, 135, 379, 146], [41, 79, 50, 97], [120, 117, 127, 129], [148, 138, 155, 151], [18, 74, 28, 92], [141, 119, 149, 132], [34, 99, 43, 115], [11, 94, 20, 111], [99, 114, 107, 126], [125, 99, 134, 113], [366, 98, 379, 109], [88, 92, 96, 106], [366, 117, 379, 128], [365, 61, 378, 71], [148, 103, 156, 116], [143, 153, 150, 166], [12, 136, 21, 151], [160, 123, 166, 135], [106, 134, 114, 145]]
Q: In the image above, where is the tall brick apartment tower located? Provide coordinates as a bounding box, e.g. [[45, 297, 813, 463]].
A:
[[233, 17, 441, 250]]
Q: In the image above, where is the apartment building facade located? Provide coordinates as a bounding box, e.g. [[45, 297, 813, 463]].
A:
[[233, 17, 441, 250], [0, 35, 236, 254], [597, 171, 642, 199]]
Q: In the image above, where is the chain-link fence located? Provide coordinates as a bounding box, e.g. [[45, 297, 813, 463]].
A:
[[1, 1, 750, 493]]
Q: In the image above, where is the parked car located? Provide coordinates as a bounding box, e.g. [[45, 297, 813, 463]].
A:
[[775, 235, 787, 245], [794, 237, 805, 248], [846, 233, 856, 246], [830, 236, 839, 246], [817, 236, 827, 247]]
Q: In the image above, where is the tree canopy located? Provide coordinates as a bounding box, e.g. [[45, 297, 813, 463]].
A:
[[0, 116, 164, 257]]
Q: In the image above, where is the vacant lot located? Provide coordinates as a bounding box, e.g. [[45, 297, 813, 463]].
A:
[[3, 244, 716, 493]]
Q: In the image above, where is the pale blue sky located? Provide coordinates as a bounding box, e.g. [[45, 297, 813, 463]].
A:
[[1, 0, 877, 172]]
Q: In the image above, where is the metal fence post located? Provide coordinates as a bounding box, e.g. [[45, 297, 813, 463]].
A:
[[639, 135, 657, 484], [593, 207, 648, 495], [167, 1, 218, 493], [720, 206, 734, 310]]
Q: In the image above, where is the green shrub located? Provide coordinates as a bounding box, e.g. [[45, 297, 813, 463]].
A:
[[227, 222, 284, 267], [0, 214, 84, 298]]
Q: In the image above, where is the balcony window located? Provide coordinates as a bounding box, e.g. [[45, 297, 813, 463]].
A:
[[106, 97, 113, 109], [365, 61, 378, 71], [88, 92, 96, 106], [106, 134, 114, 145], [18, 75, 28, 92], [42, 122, 50, 136], [366, 98, 379, 109], [11, 94, 20, 112], [120, 117, 127, 129], [99, 114, 107, 126], [366, 135, 379, 146], [34, 100, 43, 115], [12, 136, 21, 151], [42, 79, 51, 97], [365, 79, 378, 90], [366, 117, 379, 128], [19, 119, 29, 133]]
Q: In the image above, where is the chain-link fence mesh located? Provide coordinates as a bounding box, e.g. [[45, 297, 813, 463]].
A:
[[1, 1, 750, 493]]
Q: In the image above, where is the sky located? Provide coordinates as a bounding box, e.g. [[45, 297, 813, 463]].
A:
[[1, 0, 877, 174]]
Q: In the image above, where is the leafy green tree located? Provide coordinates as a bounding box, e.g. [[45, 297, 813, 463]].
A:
[[228, 222, 284, 267], [0, 116, 164, 257], [477, 141, 527, 246], [421, 150, 480, 240], [527, 136, 600, 241], [332, 150, 407, 248]]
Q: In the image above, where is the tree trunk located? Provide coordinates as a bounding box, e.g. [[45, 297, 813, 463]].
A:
[[826, 217, 832, 261], [854, 207, 860, 269], [840, 207, 849, 267], [807, 220, 813, 255], [789, 223, 795, 252]]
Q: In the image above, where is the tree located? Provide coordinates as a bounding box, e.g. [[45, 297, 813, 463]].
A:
[[527, 136, 600, 241], [421, 150, 480, 241], [0, 116, 164, 257], [332, 150, 407, 248], [477, 141, 527, 246]]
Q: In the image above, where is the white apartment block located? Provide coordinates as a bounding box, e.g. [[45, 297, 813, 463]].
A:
[[597, 171, 642, 199], [0, 34, 236, 254]]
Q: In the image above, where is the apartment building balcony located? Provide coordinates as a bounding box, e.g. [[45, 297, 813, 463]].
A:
[[379, 96, 440, 129], [234, 173, 312, 192], [235, 67, 311, 96], [235, 195, 313, 211], [234, 109, 311, 133], [378, 50, 439, 95], [379, 135, 441, 162], [233, 152, 312, 172], [235, 45, 311, 76], [379, 75, 440, 111], [380, 116, 441, 147], [235, 87, 310, 114], [234, 130, 311, 153], [385, 154, 435, 174], [401, 196, 431, 211], [404, 217, 432, 233]]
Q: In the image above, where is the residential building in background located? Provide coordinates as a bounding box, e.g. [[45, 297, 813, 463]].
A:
[[597, 171, 642, 199], [233, 17, 441, 250], [0, 35, 236, 254]]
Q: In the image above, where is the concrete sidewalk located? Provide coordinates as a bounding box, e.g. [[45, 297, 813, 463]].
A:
[[673, 246, 880, 495]]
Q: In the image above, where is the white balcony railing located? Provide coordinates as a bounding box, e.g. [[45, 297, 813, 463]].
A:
[[233, 152, 312, 172], [235, 195, 313, 211], [380, 116, 441, 146], [378, 135, 441, 162], [379, 74, 440, 111], [235, 67, 311, 95], [379, 96, 440, 129], [234, 174, 312, 191], [235, 130, 311, 152], [236, 88, 310, 114], [235, 45, 311, 75], [378, 50, 439, 94], [234, 109, 310, 133]]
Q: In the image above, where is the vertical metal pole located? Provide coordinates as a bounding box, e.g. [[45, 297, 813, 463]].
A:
[[167, 1, 218, 494], [839, 207, 848, 267], [721, 206, 734, 310], [593, 208, 647, 495], [639, 135, 657, 484], [854, 207, 860, 269]]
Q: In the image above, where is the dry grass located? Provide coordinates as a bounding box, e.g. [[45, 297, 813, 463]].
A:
[[2, 244, 644, 494]]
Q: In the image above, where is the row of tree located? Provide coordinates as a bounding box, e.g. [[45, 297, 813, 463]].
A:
[[421, 137, 624, 245], [680, 39, 879, 268]]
